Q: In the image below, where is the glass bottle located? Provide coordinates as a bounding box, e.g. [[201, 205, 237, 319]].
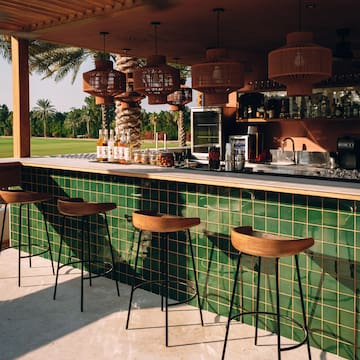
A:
[[113, 127, 120, 163], [102, 129, 108, 161], [108, 129, 115, 162], [96, 128, 104, 162], [119, 130, 126, 164], [124, 129, 132, 164]]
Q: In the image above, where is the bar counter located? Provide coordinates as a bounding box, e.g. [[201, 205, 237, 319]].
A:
[[2, 157, 359, 359]]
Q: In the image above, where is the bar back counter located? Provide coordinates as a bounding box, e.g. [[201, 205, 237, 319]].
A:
[[2, 157, 359, 359]]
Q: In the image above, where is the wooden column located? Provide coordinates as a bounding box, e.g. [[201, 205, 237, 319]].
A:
[[11, 37, 30, 157]]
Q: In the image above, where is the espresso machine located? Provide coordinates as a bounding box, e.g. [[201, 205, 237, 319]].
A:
[[337, 136, 360, 169]]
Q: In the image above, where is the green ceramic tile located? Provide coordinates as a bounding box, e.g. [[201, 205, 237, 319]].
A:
[[280, 205, 292, 221], [294, 207, 306, 222]]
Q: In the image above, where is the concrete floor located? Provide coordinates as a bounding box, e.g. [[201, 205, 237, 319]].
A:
[[0, 248, 342, 360]]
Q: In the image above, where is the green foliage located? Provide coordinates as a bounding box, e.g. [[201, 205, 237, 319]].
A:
[[0, 104, 12, 136]]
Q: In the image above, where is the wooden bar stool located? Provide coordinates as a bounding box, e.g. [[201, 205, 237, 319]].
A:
[[222, 226, 314, 360], [53, 198, 120, 312], [0, 186, 55, 287], [126, 210, 204, 346]]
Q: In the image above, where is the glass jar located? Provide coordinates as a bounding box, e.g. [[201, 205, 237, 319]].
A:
[[159, 152, 174, 167], [149, 150, 159, 165], [141, 150, 150, 165], [133, 150, 142, 164]]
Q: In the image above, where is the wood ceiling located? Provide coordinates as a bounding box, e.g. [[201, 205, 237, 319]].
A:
[[1, 0, 360, 70]]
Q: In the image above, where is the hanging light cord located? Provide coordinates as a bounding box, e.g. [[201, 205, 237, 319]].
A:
[[213, 8, 224, 48], [100, 31, 109, 56], [151, 21, 160, 55]]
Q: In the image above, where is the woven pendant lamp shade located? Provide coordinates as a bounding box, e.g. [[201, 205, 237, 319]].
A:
[[268, 32, 332, 96], [192, 48, 244, 106], [83, 59, 126, 105], [167, 86, 192, 111], [133, 55, 180, 105]]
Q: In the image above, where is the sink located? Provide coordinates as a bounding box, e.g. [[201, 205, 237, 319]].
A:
[[296, 151, 330, 167], [270, 149, 296, 164]]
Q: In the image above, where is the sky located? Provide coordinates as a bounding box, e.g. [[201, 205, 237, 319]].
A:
[[0, 57, 196, 113]]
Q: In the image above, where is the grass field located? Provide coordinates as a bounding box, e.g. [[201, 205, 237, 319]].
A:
[[0, 137, 184, 158]]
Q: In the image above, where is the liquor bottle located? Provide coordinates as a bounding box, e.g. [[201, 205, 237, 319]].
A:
[[119, 129, 126, 164], [113, 127, 121, 162], [96, 128, 104, 162], [124, 129, 132, 164], [108, 129, 115, 162], [102, 128, 109, 161]]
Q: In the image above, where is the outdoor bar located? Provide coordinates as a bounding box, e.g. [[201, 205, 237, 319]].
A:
[[0, 156, 359, 359], [1, 1, 360, 359]]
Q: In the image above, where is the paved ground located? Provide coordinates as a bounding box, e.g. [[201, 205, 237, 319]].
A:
[[0, 248, 342, 360]]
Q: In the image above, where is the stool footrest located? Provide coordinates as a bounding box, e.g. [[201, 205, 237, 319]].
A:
[[10, 245, 51, 259], [229, 310, 309, 352], [132, 278, 198, 307], [58, 260, 113, 279]]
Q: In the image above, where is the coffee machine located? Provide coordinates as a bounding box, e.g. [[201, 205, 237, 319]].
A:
[[337, 136, 360, 169]]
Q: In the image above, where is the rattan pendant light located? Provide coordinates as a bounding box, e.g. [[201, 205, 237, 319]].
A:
[[268, 1, 332, 96], [83, 32, 126, 105], [167, 85, 192, 111], [191, 8, 244, 106], [133, 22, 180, 105]]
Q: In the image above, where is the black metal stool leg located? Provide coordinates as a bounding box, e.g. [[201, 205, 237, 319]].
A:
[[0, 204, 7, 253], [222, 252, 242, 360], [18, 204, 24, 287], [164, 233, 169, 347], [85, 217, 92, 287], [295, 254, 312, 360], [53, 215, 65, 300], [40, 202, 55, 275], [126, 229, 143, 329], [254, 256, 262, 345], [275, 257, 281, 360], [104, 212, 120, 296], [187, 229, 204, 326], [160, 234, 165, 312], [27, 204, 32, 268], [81, 217, 85, 312]]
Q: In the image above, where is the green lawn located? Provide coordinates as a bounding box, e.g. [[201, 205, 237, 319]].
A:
[[0, 137, 186, 158]]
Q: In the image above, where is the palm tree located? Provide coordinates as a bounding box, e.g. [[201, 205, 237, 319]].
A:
[[82, 96, 102, 138], [114, 55, 143, 149], [32, 99, 56, 138], [64, 108, 82, 138]]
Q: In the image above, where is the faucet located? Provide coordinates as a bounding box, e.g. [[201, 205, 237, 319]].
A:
[[281, 137, 296, 163]]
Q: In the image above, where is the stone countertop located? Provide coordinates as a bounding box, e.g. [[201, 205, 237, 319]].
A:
[[2, 156, 360, 200]]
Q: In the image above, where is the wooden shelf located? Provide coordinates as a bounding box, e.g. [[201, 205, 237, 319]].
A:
[[236, 117, 360, 123]]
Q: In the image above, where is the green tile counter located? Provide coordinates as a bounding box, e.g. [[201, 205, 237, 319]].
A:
[[3, 157, 360, 359]]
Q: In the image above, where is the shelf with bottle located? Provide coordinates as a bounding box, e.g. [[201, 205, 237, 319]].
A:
[[237, 89, 360, 122], [247, 73, 360, 92]]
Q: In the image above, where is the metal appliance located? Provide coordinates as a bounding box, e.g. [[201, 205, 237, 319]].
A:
[[229, 132, 263, 162], [191, 107, 222, 160], [337, 136, 360, 169]]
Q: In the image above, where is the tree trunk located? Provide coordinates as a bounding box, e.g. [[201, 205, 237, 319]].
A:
[[114, 55, 142, 149], [177, 109, 186, 147], [43, 116, 47, 138]]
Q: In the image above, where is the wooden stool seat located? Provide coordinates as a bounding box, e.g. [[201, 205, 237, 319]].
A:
[[132, 210, 200, 233], [0, 190, 52, 205], [222, 226, 314, 360], [57, 199, 116, 217], [54, 198, 119, 312], [126, 210, 203, 346], [231, 226, 314, 258]]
